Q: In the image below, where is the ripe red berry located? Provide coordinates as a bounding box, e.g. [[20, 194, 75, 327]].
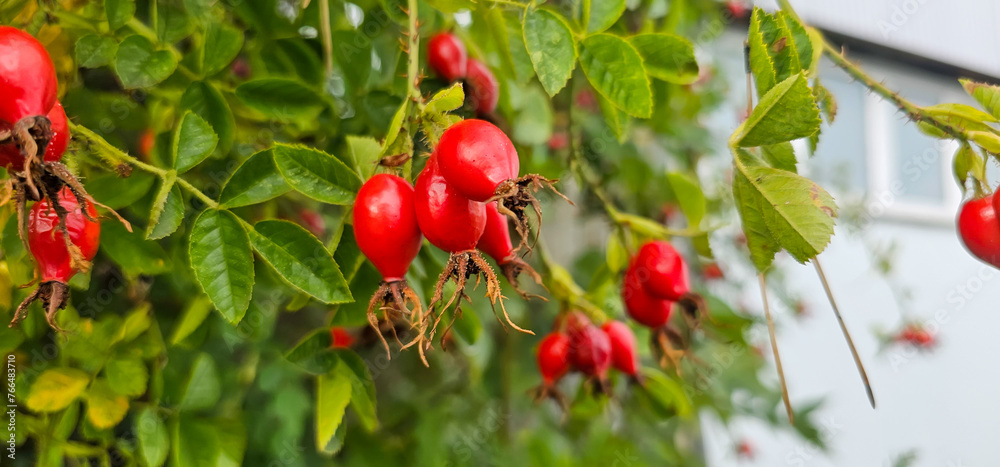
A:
[[330, 327, 355, 348], [536, 332, 571, 385], [414, 155, 487, 253], [567, 321, 612, 378], [138, 128, 155, 160], [427, 32, 468, 82], [959, 195, 1000, 268], [354, 174, 423, 281], [29, 187, 100, 283], [634, 240, 691, 301], [601, 321, 639, 376], [622, 262, 674, 328], [436, 119, 518, 203], [702, 262, 724, 280], [466, 59, 498, 115], [0, 26, 58, 125], [0, 100, 67, 169]]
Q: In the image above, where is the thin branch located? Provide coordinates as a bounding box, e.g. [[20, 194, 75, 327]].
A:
[[406, 0, 424, 109], [319, 0, 334, 77], [821, 41, 968, 141], [813, 258, 876, 408], [759, 273, 793, 425]]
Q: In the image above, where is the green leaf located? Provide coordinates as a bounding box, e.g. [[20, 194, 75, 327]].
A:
[[605, 234, 628, 273], [100, 221, 172, 276], [761, 142, 798, 172], [423, 83, 466, 115], [335, 350, 377, 432], [156, 3, 194, 44], [273, 144, 362, 204], [27, 368, 90, 412], [732, 149, 837, 271], [749, 8, 801, 94], [814, 78, 837, 123], [747, 8, 776, 97], [734, 73, 821, 147], [579, 34, 652, 118], [425, 0, 475, 13], [181, 82, 235, 156], [170, 296, 214, 345], [135, 407, 169, 467], [523, 9, 576, 97], [105, 357, 149, 397], [961, 78, 1000, 120], [173, 111, 219, 173], [381, 99, 410, 157], [586, 0, 625, 33], [970, 130, 1000, 154], [122, 304, 153, 341], [105, 0, 135, 30], [248, 220, 352, 304], [235, 78, 324, 120], [189, 209, 254, 325], [178, 353, 221, 411], [640, 369, 694, 419], [345, 136, 382, 181], [924, 103, 998, 132], [146, 182, 185, 240], [316, 372, 352, 453], [953, 142, 985, 192], [75, 34, 118, 68], [778, 11, 817, 74], [597, 92, 629, 142], [219, 149, 292, 208], [629, 34, 698, 84], [201, 23, 243, 76], [115, 35, 178, 89], [86, 379, 129, 429], [666, 172, 706, 227], [284, 330, 338, 374]]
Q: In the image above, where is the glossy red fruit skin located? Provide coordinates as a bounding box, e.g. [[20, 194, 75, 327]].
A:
[[330, 327, 355, 348], [567, 323, 612, 377], [414, 155, 487, 253], [427, 33, 467, 82], [436, 119, 518, 202], [477, 202, 515, 265], [28, 187, 100, 283], [466, 59, 498, 115], [960, 195, 1000, 268], [622, 262, 674, 328], [353, 174, 423, 282], [601, 321, 639, 376], [634, 240, 691, 301], [537, 332, 571, 385], [0, 101, 67, 169], [0, 26, 58, 125]]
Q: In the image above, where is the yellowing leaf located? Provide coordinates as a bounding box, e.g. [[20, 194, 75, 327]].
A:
[[26, 368, 90, 413], [86, 379, 129, 429]]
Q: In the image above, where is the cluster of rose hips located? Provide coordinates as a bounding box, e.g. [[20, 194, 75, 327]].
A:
[[892, 323, 936, 350], [354, 117, 562, 364], [958, 193, 1000, 269], [535, 313, 640, 406], [427, 32, 498, 116], [533, 239, 703, 402], [0, 26, 103, 330]]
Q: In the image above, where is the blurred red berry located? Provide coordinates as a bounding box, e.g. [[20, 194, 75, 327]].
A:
[[330, 327, 355, 348]]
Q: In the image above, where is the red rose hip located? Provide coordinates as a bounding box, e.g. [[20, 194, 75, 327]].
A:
[[536, 332, 571, 385], [958, 194, 1000, 268], [466, 59, 498, 116], [622, 262, 674, 329], [427, 32, 468, 82], [567, 322, 612, 378], [601, 320, 640, 376], [0, 26, 58, 125]]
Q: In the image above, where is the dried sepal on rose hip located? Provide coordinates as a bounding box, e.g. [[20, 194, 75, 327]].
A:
[[10, 187, 100, 331], [353, 174, 424, 360], [477, 201, 544, 299], [413, 155, 533, 361], [435, 119, 570, 253]]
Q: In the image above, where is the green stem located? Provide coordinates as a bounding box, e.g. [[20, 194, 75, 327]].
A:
[[821, 41, 968, 141], [70, 122, 219, 209], [406, 0, 424, 111], [483, 0, 529, 7]]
